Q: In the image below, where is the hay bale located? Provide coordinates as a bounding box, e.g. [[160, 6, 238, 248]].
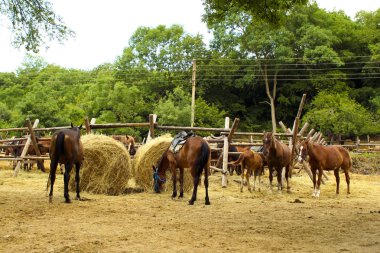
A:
[[69, 134, 132, 195], [133, 134, 193, 192]]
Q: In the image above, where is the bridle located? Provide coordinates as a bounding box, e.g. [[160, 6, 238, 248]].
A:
[[153, 168, 166, 192]]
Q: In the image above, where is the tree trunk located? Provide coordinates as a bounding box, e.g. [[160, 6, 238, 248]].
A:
[[263, 64, 277, 133]]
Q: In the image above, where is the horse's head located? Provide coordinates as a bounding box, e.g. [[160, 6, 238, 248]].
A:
[[152, 164, 166, 193], [298, 140, 310, 162], [70, 123, 83, 139], [262, 131, 275, 157], [126, 135, 136, 156]]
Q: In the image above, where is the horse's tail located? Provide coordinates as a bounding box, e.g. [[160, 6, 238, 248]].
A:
[[54, 132, 65, 161], [197, 142, 210, 175], [232, 152, 244, 165]]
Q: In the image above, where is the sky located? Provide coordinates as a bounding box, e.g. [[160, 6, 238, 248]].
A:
[[0, 0, 379, 73]]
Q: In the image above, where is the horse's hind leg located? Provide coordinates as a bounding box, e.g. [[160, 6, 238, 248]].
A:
[[75, 162, 82, 200], [285, 165, 291, 193], [204, 166, 210, 205], [63, 162, 73, 203], [240, 166, 245, 192], [334, 169, 340, 195], [179, 168, 184, 199], [343, 168, 350, 194], [171, 168, 178, 200], [48, 159, 58, 203]]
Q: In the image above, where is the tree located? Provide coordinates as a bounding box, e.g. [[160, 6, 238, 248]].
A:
[[0, 0, 74, 52], [303, 91, 379, 136], [203, 0, 307, 26]]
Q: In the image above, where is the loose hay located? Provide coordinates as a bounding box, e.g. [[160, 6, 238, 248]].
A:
[[133, 134, 194, 192], [69, 134, 132, 195]]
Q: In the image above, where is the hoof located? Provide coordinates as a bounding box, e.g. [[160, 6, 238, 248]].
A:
[[65, 198, 72, 203], [205, 201, 211, 205], [188, 200, 194, 205], [49, 196, 53, 203]]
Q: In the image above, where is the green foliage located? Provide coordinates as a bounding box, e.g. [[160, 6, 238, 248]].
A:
[[303, 91, 379, 136], [0, 0, 74, 52], [0, 5, 379, 139], [154, 87, 191, 126], [203, 0, 308, 26]]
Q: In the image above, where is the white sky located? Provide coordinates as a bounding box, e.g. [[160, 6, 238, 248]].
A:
[[0, 0, 378, 72]]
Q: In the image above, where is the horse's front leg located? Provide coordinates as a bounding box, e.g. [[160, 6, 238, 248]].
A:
[[315, 168, 324, 198], [240, 165, 245, 192], [257, 169, 261, 192], [171, 168, 177, 200], [64, 162, 73, 203], [311, 167, 317, 197], [246, 168, 252, 192], [75, 162, 82, 200], [268, 166, 274, 190], [276, 167, 283, 191], [179, 168, 184, 199]]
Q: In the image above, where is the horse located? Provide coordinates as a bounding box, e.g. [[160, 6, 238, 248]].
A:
[[298, 140, 351, 197], [152, 135, 211, 205], [233, 150, 264, 193], [216, 143, 249, 175], [262, 132, 291, 192], [111, 135, 136, 156], [48, 123, 84, 203]]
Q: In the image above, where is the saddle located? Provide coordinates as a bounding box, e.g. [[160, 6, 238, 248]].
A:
[[169, 131, 195, 153]]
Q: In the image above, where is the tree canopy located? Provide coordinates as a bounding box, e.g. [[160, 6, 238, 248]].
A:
[[0, 3, 379, 140], [0, 0, 74, 52]]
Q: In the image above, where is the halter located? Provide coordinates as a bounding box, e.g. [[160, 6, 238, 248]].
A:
[[153, 169, 166, 192]]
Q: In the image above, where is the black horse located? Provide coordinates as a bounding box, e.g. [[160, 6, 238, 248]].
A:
[[48, 123, 84, 203]]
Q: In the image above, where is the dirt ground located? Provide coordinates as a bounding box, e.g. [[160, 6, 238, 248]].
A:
[[0, 161, 379, 253]]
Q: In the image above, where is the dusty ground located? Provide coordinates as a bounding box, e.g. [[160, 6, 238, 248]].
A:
[[0, 161, 379, 253]]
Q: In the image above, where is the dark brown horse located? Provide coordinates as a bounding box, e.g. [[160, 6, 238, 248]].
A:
[[233, 150, 264, 192], [298, 140, 351, 197], [152, 136, 211, 205], [262, 132, 291, 192], [48, 123, 84, 203]]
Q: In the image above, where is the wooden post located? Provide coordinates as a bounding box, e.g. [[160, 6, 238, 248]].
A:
[[14, 119, 39, 176], [147, 114, 157, 142], [191, 59, 196, 127], [26, 119, 45, 172], [220, 117, 230, 187], [296, 94, 307, 118], [298, 123, 309, 137], [84, 117, 91, 134], [279, 121, 289, 134], [221, 135, 229, 188], [290, 117, 300, 176], [306, 129, 315, 140]]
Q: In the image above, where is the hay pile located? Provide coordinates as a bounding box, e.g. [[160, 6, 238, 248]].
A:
[[133, 134, 194, 192], [70, 134, 132, 195]]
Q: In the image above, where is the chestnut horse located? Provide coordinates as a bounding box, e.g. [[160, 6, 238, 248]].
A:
[[262, 132, 291, 191], [298, 140, 351, 197], [48, 124, 84, 203], [152, 136, 211, 205], [233, 150, 264, 193], [111, 135, 136, 155]]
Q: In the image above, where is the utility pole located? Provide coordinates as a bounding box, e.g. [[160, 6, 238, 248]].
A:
[[191, 59, 196, 127]]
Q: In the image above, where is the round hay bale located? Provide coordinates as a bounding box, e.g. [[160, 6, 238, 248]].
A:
[[133, 134, 193, 192], [69, 134, 132, 195]]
